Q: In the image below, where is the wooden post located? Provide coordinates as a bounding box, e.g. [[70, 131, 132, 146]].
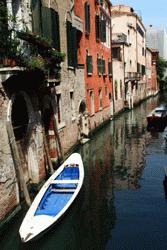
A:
[[6, 121, 31, 207], [43, 132, 54, 174], [53, 116, 65, 162]]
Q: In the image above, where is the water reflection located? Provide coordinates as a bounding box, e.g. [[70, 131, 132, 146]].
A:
[[2, 94, 167, 250]]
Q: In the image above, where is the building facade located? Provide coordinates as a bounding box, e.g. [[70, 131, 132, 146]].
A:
[[0, 0, 86, 225], [111, 5, 147, 109], [75, 0, 113, 131]]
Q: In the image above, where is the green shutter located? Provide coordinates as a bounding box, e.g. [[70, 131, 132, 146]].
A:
[[41, 7, 52, 43], [85, 3, 90, 34], [72, 26, 77, 67], [51, 9, 60, 51], [32, 0, 42, 33], [66, 21, 73, 66], [95, 15, 100, 40], [66, 21, 77, 67], [86, 55, 93, 74], [103, 59, 106, 74], [97, 58, 102, 75], [101, 20, 106, 42], [108, 61, 112, 75], [87, 4, 90, 33]]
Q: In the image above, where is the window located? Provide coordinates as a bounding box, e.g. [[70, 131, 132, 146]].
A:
[[142, 47, 145, 56], [85, 2, 90, 34], [90, 90, 94, 115], [98, 89, 102, 109], [86, 54, 93, 75], [108, 60, 112, 76], [32, 3, 60, 50], [142, 65, 145, 75], [70, 92, 75, 114], [137, 24, 144, 37], [114, 80, 118, 100], [66, 21, 77, 67], [112, 47, 121, 60], [101, 57, 106, 75], [56, 94, 61, 123], [97, 56, 102, 75], [95, 15, 106, 42], [120, 80, 123, 98]]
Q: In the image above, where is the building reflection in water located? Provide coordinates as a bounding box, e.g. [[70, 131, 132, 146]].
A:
[[1, 96, 162, 250]]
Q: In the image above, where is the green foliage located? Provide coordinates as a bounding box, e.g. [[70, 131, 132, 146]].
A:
[[156, 56, 167, 82]]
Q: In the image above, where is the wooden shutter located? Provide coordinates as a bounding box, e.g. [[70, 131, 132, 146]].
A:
[[71, 26, 77, 68], [101, 19, 106, 42], [66, 21, 77, 67], [86, 55, 93, 74], [51, 9, 60, 51], [95, 15, 100, 40], [32, 0, 42, 33], [108, 61, 112, 75], [97, 58, 102, 75], [41, 6, 52, 42], [67, 21, 72, 66], [85, 3, 90, 34], [103, 59, 106, 74]]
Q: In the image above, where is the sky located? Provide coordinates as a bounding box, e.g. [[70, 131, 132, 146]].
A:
[[111, 0, 167, 29]]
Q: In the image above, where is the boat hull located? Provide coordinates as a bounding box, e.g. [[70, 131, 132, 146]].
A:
[[19, 153, 84, 243]]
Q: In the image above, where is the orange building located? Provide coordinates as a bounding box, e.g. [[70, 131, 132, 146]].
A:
[[74, 0, 113, 133]]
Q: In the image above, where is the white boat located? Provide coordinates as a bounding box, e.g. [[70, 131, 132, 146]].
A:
[[19, 153, 84, 242]]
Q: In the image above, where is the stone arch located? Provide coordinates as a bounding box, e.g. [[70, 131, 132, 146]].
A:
[[7, 91, 35, 141], [7, 91, 40, 184]]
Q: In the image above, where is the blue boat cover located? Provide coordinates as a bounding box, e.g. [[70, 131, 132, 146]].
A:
[[35, 166, 79, 217]]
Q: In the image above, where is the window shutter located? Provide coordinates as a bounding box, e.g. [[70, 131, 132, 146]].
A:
[[71, 26, 77, 68], [97, 58, 102, 75], [32, 0, 42, 33], [41, 7, 52, 42], [95, 15, 100, 40], [66, 21, 77, 67], [101, 19, 106, 42], [85, 3, 90, 34], [108, 61, 112, 75], [86, 55, 93, 74], [102, 59, 106, 74], [67, 21, 73, 66], [87, 4, 90, 33], [51, 10, 60, 51]]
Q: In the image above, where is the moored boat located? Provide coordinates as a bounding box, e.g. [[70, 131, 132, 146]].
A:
[[19, 153, 84, 243], [147, 105, 167, 128]]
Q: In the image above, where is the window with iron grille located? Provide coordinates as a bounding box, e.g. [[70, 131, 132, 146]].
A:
[[85, 2, 90, 34], [86, 54, 93, 75]]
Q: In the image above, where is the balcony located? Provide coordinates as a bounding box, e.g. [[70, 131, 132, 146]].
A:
[[125, 72, 142, 81], [112, 33, 127, 44]]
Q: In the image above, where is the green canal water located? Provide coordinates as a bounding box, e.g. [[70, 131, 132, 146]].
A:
[[1, 94, 167, 250]]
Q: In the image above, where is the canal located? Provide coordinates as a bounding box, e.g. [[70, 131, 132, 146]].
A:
[[1, 94, 167, 250]]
